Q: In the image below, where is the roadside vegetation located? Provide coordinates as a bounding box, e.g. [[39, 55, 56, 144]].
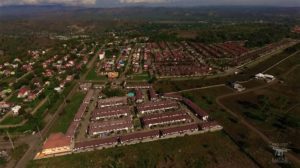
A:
[[49, 92, 85, 134], [28, 132, 257, 168]]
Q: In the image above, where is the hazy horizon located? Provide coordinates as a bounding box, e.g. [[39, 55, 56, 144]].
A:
[[0, 0, 299, 7]]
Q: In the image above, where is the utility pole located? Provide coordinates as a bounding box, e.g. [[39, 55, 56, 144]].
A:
[[6, 131, 14, 150], [60, 92, 67, 107], [36, 125, 43, 141], [47, 95, 50, 105]]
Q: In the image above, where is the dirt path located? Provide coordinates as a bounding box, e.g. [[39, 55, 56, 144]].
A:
[[0, 120, 27, 129], [166, 84, 225, 95], [30, 97, 47, 115], [263, 51, 300, 73], [215, 82, 300, 165]]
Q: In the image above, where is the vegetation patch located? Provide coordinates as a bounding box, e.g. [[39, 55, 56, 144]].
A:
[[28, 132, 257, 168], [49, 92, 85, 134], [0, 116, 24, 125]]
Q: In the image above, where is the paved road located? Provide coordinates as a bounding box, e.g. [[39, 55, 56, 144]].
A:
[[166, 84, 225, 95]]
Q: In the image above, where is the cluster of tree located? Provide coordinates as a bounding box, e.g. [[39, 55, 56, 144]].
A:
[[102, 87, 125, 98], [194, 23, 292, 47]]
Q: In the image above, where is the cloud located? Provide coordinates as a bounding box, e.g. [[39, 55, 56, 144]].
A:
[[0, 0, 299, 7], [0, 0, 96, 6], [120, 0, 166, 3]]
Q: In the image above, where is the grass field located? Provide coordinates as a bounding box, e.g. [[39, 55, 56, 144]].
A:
[[266, 52, 300, 77], [49, 92, 85, 134], [2, 144, 30, 168], [220, 85, 299, 145], [86, 68, 106, 81], [128, 72, 151, 81], [0, 115, 24, 125], [283, 66, 300, 88], [28, 132, 258, 168], [218, 53, 300, 164], [181, 86, 297, 168]]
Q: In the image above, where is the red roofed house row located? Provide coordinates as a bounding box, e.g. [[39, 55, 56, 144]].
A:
[[125, 83, 152, 89], [200, 121, 223, 131], [135, 89, 144, 103], [88, 117, 133, 136], [97, 97, 127, 108], [137, 100, 178, 114], [120, 130, 160, 143], [83, 89, 94, 104], [142, 111, 192, 128], [160, 124, 199, 137], [182, 98, 209, 121], [65, 121, 80, 137], [73, 103, 88, 122], [91, 106, 130, 121], [149, 88, 158, 101], [74, 136, 119, 150]]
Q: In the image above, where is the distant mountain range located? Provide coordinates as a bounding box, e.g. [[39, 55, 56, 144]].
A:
[[1, 5, 300, 21]]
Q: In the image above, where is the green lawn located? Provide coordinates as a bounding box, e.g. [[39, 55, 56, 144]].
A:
[[28, 132, 257, 168], [129, 72, 150, 81], [181, 87, 291, 168], [283, 66, 300, 88], [266, 52, 300, 77], [49, 92, 85, 134], [86, 68, 98, 80], [102, 88, 125, 98], [8, 94, 22, 104], [219, 62, 300, 163], [86, 68, 107, 81], [0, 116, 24, 125]]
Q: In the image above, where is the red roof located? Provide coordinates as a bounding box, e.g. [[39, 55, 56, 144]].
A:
[[149, 88, 158, 100], [135, 89, 143, 100], [74, 137, 118, 150], [66, 121, 80, 137], [43, 133, 71, 149], [18, 87, 29, 95], [91, 107, 130, 121], [200, 121, 220, 129], [182, 98, 208, 119], [120, 130, 160, 142], [137, 100, 178, 113], [142, 113, 191, 127], [161, 124, 199, 136]]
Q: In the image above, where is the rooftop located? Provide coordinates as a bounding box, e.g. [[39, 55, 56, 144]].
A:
[[43, 133, 71, 149]]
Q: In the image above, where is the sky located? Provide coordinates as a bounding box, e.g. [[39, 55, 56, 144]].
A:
[[0, 0, 299, 7]]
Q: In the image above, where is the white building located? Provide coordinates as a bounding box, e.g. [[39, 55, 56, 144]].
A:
[[255, 73, 276, 83], [12, 105, 21, 116], [99, 52, 105, 60]]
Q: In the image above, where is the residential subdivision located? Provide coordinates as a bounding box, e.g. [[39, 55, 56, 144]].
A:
[[36, 85, 222, 158]]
